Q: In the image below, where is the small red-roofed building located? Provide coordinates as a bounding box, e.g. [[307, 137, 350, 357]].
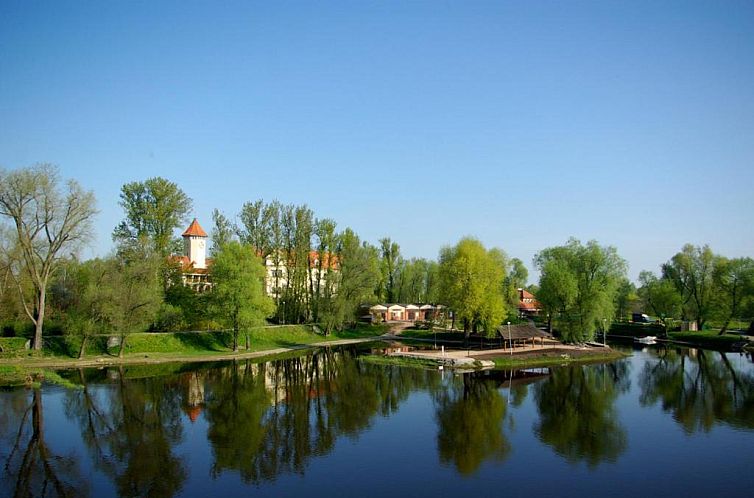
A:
[[518, 288, 542, 317]]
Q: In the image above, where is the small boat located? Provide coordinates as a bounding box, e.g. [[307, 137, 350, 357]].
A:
[[634, 336, 657, 345]]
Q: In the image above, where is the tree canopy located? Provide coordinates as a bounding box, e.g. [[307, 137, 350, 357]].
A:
[[438, 238, 508, 339], [113, 177, 192, 256], [0, 164, 97, 350], [535, 238, 626, 343]]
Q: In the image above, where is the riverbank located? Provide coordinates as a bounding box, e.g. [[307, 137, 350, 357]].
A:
[[0, 324, 390, 369]]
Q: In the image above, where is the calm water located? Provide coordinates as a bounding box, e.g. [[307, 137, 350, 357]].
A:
[[2, 344, 754, 497]]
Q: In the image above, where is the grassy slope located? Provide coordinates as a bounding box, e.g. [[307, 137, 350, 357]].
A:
[[0, 323, 390, 360]]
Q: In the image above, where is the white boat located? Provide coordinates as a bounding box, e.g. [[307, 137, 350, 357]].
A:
[[634, 336, 657, 345]]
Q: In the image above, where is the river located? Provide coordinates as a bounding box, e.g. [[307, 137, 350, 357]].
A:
[[1, 343, 753, 497]]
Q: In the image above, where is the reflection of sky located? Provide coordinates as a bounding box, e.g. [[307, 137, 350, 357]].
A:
[[1, 351, 754, 496]]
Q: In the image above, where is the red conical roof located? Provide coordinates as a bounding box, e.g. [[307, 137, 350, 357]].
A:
[[182, 218, 208, 237]]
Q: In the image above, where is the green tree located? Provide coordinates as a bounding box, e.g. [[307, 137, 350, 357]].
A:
[[504, 257, 529, 311], [320, 229, 380, 333], [378, 237, 402, 302], [535, 239, 626, 343], [0, 164, 97, 350], [100, 247, 163, 357], [438, 238, 508, 341], [662, 244, 716, 330], [638, 270, 681, 336], [712, 256, 754, 334], [614, 277, 639, 322], [113, 177, 192, 257], [210, 242, 273, 351], [210, 208, 236, 255]]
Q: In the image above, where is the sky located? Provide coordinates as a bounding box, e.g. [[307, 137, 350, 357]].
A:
[[1, 0, 753, 282]]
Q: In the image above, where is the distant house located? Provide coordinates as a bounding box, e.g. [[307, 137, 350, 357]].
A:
[[518, 288, 541, 317]]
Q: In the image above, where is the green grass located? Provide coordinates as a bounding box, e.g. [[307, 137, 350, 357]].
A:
[[491, 351, 628, 369], [0, 323, 391, 362], [668, 331, 746, 349], [399, 328, 467, 341], [358, 354, 441, 369], [0, 365, 83, 388]]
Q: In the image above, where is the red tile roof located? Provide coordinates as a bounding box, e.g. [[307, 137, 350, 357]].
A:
[[182, 218, 208, 237]]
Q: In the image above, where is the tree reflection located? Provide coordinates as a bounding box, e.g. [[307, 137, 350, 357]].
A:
[[639, 348, 754, 432], [203, 347, 440, 484], [534, 362, 630, 467], [1, 388, 87, 497], [64, 368, 187, 497], [433, 374, 510, 475]]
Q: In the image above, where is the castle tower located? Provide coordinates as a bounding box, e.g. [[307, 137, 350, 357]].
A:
[[182, 218, 208, 269]]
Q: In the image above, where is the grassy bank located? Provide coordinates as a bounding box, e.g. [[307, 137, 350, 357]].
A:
[[358, 354, 441, 369], [490, 350, 628, 369], [0, 323, 390, 363], [667, 331, 746, 350]]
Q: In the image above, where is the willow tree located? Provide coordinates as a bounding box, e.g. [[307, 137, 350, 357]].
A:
[[438, 237, 508, 341], [0, 165, 97, 350], [210, 242, 274, 352], [535, 238, 626, 343]]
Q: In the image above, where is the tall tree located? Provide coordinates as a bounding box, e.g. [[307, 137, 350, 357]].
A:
[[662, 244, 716, 330], [438, 238, 508, 341], [210, 242, 273, 351], [210, 208, 236, 255], [0, 164, 97, 350], [712, 256, 754, 335], [504, 257, 529, 310], [320, 229, 380, 333], [379, 237, 402, 302], [638, 271, 681, 336], [535, 239, 627, 343], [113, 177, 192, 256]]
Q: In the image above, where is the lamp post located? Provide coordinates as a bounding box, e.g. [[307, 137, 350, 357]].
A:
[[507, 321, 512, 356], [603, 318, 607, 346]]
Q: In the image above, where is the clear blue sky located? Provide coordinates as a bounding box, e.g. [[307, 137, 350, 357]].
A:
[[2, 1, 753, 282]]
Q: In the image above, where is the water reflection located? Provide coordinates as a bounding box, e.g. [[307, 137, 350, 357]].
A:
[[434, 373, 510, 475], [639, 348, 754, 433], [203, 348, 441, 484], [64, 367, 187, 497], [533, 362, 631, 467], [1, 389, 88, 497], [3, 345, 754, 496]]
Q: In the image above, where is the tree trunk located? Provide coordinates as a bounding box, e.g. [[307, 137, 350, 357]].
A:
[[245, 332, 250, 351], [33, 288, 46, 350], [718, 317, 731, 335], [118, 335, 126, 358], [78, 336, 87, 359]]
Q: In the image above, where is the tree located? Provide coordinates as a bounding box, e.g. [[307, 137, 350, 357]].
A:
[[535, 239, 627, 343], [504, 257, 529, 311], [614, 278, 639, 322], [712, 257, 754, 335], [662, 244, 716, 330], [320, 229, 380, 333], [210, 208, 236, 255], [638, 271, 681, 336], [0, 164, 97, 350], [378, 238, 402, 302], [101, 247, 163, 357], [209, 242, 274, 352], [438, 238, 508, 341], [113, 177, 192, 257]]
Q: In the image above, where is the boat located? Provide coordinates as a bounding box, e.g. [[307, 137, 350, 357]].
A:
[[634, 336, 657, 345]]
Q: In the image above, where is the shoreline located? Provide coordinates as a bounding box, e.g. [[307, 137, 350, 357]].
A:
[[0, 336, 389, 370]]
